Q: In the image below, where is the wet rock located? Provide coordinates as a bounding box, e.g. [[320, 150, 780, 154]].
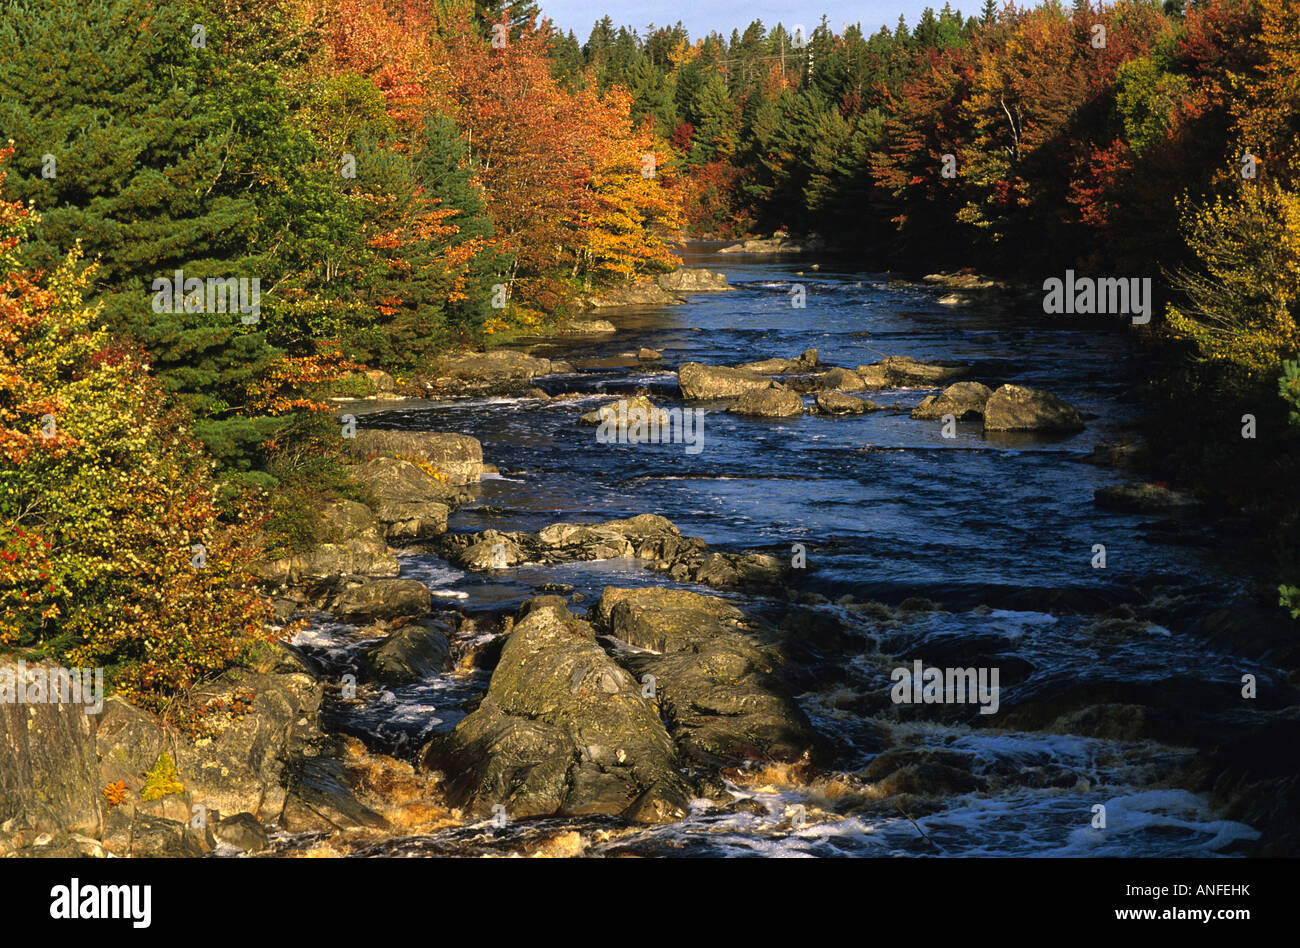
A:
[[693, 551, 791, 588], [911, 381, 994, 420], [637, 347, 663, 360], [364, 620, 452, 684], [578, 395, 671, 428], [983, 384, 1084, 431], [255, 499, 399, 586], [424, 600, 690, 822], [1094, 482, 1199, 513], [331, 578, 432, 623], [656, 268, 732, 292], [860, 749, 988, 796], [349, 429, 484, 485], [815, 391, 875, 414], [678, 361, 774, 400], [728, 387, 805, 417]]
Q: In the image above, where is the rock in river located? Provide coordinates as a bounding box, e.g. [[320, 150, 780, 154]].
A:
[[729, 387, 805, 417], [422, 600, 690, 822], [678, 361, 774, 400], [911, 381, 994, 420], [982, 384, 1085, 431]]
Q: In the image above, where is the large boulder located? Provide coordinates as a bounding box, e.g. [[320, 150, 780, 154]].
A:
[[331, 578, 433, 623], [656, 268, 732, 292], [349, 429, 484, 485], [983, 384, 1085, 431], [595, 588, 816, 766], [423, 600, 690, 822], [911, 381, 994, 420], [678, 361, 773, 400], [255, 499, 399, 586], [729, 387, 805, 417], [346, 456, 457, 538]]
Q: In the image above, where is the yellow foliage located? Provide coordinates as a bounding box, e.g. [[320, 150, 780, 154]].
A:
[[1166, 180, 1300, 374], [141, 752, 185, 801]]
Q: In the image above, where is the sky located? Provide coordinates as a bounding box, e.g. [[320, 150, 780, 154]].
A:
[[536, 1, 967, 41]]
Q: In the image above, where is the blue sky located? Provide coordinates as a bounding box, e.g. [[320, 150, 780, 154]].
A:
[[537, 1, 970, 40]]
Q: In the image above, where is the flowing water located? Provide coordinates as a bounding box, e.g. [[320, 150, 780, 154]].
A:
[[290, 245, 1279, 857]]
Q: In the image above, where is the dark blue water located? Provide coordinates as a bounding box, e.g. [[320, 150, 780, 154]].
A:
[[297, 247, 1272, 856]]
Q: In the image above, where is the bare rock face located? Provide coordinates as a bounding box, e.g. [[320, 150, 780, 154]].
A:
[[422, 600, 691, 823], [0, 661, 105, 838], [982, 384, 1085, 431], [911, 381, 994, 420], [677, 361, 774, 400], [728, 387, 806, 417]]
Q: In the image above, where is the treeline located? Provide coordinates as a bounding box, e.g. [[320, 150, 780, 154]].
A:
[[562, 0, 1300, 611], [0, 0, 682, 716]]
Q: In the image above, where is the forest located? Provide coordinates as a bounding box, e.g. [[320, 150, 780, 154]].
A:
[[2, 0, 1299, 718]]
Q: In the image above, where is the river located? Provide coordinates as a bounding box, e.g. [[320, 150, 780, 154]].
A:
[[290, 245, 1275, 857]]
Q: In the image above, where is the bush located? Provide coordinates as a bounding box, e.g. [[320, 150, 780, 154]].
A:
[[0, 167, 276, 717]]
